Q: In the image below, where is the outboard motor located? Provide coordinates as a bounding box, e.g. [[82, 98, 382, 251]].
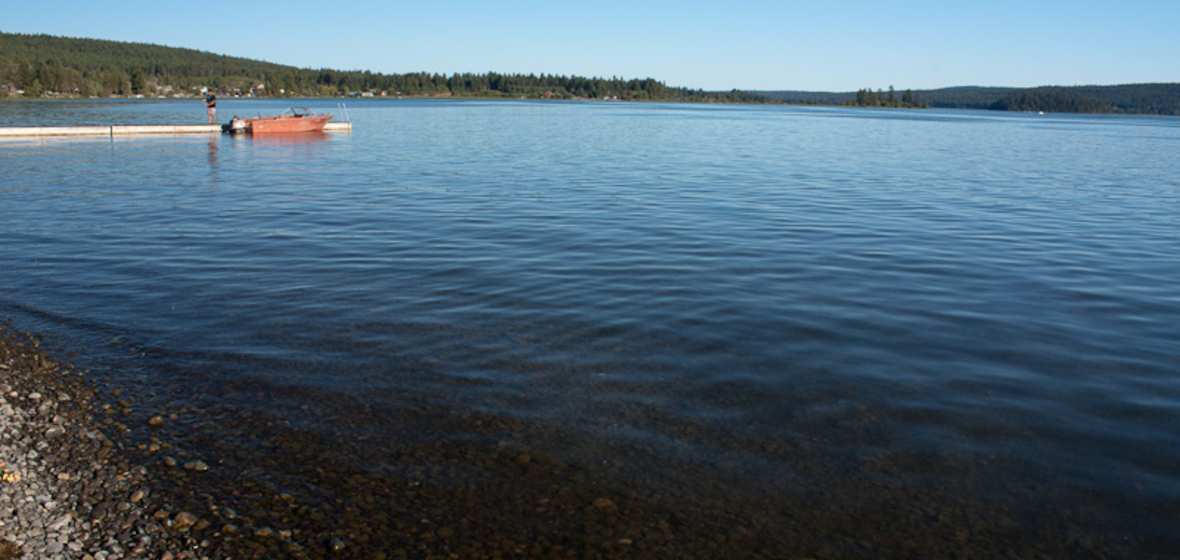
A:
[[224, 117, 248, 134]]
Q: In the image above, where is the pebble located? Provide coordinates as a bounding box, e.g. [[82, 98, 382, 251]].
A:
[[47, 514, 71, 531], [173, 511, 199, 528], [182, 460, 208, 472]]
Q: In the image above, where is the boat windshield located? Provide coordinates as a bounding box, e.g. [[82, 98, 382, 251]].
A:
[[283, 107, 314, 117]]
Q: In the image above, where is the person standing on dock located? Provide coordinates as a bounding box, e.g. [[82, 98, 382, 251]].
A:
[[205, 93, 217, 124]]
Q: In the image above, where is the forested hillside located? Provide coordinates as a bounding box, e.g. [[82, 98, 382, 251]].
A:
[[761, 84, 1180, 115], [988, 90, 1113, 114], [0, 32, 766, 102], [1006, 84, 1180, 115]]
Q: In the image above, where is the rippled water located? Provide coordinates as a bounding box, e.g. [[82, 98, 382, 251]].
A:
[[2, 98, 1179, 558]]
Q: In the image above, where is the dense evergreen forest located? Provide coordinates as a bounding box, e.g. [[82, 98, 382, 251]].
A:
[[988, 90, 1112, 114], [763, 84, 1180, 115], [0, 32, 766, 103], [988, 84, 1180, 115]]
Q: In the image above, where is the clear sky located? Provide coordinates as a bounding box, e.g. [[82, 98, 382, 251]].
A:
[[3, 0, 1178, 92]]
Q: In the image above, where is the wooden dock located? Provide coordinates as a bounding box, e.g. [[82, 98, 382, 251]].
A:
[[0, 122, 351, 137]]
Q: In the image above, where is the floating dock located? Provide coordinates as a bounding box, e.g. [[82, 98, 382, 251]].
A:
[[0, 122, 351, 137]]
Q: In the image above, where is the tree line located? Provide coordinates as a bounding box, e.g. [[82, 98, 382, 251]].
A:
[[988, 90, 1112, 114], [0, 32, 767, 103], [986, 85, 1180, 115], [761, 83, 1180, 115], [849, 86, 926, 108]]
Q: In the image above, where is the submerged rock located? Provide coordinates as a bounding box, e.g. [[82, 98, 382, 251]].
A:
[[183, 460, 209, 472]]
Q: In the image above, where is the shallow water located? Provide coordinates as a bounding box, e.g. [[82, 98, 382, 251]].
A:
[[2, 98, 1179, 558]]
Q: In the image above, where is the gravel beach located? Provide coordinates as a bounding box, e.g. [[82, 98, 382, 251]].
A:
[[1, 323, 210, 560]]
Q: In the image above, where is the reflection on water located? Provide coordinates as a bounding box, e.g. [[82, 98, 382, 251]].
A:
[[1, 100, 1179, 559], [241, 131, 332, 146], [206, 133, 219, 170]]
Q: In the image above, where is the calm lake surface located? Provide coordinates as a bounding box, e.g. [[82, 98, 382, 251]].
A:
[[2, 98, 1179, 558]]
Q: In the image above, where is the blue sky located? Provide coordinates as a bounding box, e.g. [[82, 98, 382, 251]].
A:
[[4, 0, 1177, 91]]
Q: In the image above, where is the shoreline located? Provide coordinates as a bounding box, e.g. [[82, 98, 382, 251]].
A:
[[0, 322, 213, 560], [3, 319, 1161, 560]]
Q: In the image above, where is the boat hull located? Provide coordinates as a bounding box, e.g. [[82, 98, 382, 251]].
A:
[[246, 114, 333, 134]]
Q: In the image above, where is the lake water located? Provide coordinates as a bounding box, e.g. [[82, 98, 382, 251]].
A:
[[2, 98, 1179, 559]]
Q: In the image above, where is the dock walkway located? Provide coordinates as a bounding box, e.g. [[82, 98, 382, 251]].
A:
[[0, 122, 351, 137]]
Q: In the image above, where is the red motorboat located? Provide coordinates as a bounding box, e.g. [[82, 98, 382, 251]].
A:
[[228, 107, 332, 134]]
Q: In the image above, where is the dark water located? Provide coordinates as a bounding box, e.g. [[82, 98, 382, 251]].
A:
[[2, 98, 1179, 558]]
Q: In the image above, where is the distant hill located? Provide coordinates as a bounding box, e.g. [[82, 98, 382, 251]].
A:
[[760, 84, 1180, 115], [0, 32, 295, 97], [0, 31, 766, 102], [759, 87, 1016, 108]]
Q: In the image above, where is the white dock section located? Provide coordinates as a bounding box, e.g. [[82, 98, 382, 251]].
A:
[[0, 122, 351, 137]]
